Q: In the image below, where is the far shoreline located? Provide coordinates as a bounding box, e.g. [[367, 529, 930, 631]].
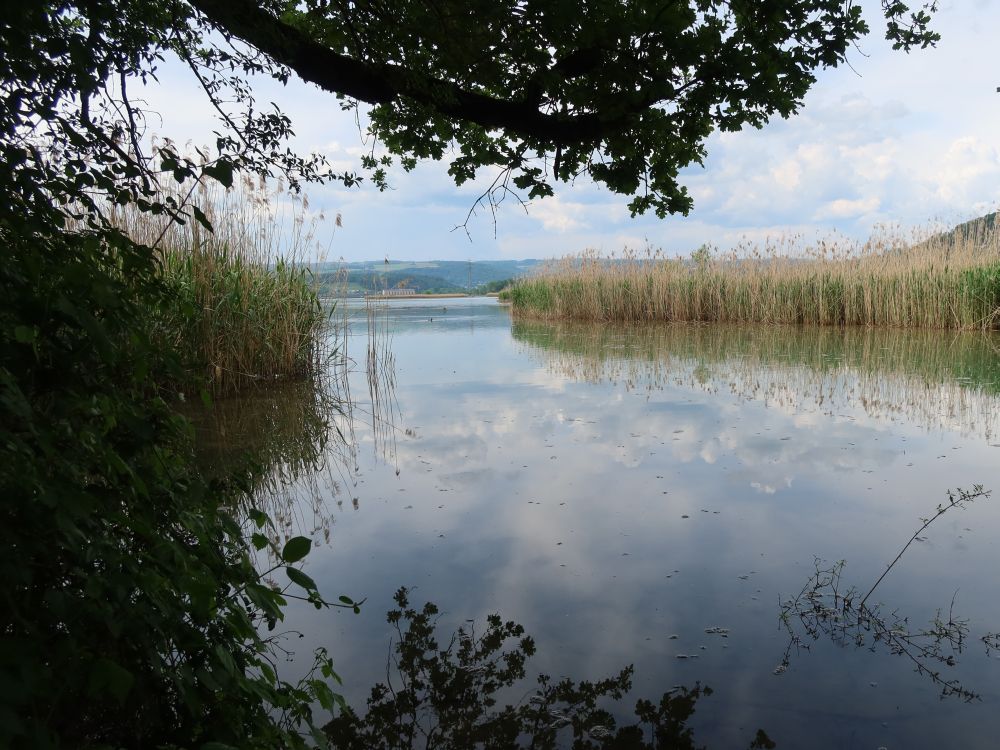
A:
[[362, 292, 471, 300]]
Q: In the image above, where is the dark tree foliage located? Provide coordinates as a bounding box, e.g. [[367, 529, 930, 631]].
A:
[[0, 1, 937, 748], [0, 4, 352, 749], [191, 0, 939, 218], [1, 1, 941, 227], [324, 589, 776, 749]]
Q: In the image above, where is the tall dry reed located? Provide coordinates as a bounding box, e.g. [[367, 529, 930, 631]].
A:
[[107, 166, 340, 394], [506, 220, 1000, 330]]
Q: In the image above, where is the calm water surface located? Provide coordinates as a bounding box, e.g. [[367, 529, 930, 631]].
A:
[[258, 298, 1000, 748]]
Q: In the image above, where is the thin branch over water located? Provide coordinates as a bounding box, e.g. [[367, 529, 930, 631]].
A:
[[778, 486, 991, 701]]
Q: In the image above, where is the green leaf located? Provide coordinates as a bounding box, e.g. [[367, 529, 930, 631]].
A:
[[281, 536, 312, 563], [203, 159, 234, 188], [251, 532, 269, 551], [214, 644, 237, 676], [286, 566, 317, 591], [13, 325, 36, 344], [245, 582, 286, 618], [309, 723, 332, 749], [311, 679, 341, 712], [259, 662, 276, 685], [196, 666, 222, 691], [192, 204, 214, 232], [248, 508, 271, 529], [320, 659, 343, 685], [88, 658, 134, 703]]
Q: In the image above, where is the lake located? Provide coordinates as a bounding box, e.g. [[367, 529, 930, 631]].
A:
[[221, 297, 1000, 748]]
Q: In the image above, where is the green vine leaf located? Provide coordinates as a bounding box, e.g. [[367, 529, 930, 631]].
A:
[[281, 536, 312, 563]]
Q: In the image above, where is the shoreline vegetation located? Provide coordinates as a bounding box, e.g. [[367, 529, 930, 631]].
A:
[[361, 291, 470, 299], [106, 173, 332, 395], [503, 215, 1000, 330], [7, 162, 351, 746]]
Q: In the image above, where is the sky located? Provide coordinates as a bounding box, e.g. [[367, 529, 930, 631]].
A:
[[140, 0, 1000, 262]]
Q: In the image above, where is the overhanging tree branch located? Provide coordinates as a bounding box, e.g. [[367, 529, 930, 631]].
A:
[[187, 0, 636, 144]]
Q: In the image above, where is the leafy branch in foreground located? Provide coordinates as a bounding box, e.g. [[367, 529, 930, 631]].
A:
[[778, 486, 991, 702], [324, 587, 775, 749]]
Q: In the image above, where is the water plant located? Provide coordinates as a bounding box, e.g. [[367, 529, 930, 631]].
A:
[[506, 221, 1000, 330], [107, 165, 339, 394]]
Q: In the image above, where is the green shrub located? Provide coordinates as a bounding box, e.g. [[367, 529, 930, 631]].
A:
[[0, 218, 344, 750]]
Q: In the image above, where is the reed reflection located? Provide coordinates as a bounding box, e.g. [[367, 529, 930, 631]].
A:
[[184, 303, 401, 541], [512, 321, 1000, 441]]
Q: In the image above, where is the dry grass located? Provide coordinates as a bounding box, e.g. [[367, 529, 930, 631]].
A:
[[506, 221, 1000, 330], [107, 170, 339, 394]]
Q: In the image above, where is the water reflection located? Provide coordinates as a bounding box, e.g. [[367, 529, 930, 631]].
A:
[[341, 296, 514, 336], [325, 588, 775, 750], [221, 300, 1000, 749], [512, 320, 1000, 441], [182, 376, 350, 542], [779, 486, 992, 702], [184, 302, 404, 540], [360, 300, 402, 471]]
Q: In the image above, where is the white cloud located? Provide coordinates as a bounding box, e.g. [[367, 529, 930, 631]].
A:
[[529, 196, 589, 233], [925, 137, 1000, 205], [769, 159, 802, 190], [814, 196, 881, 220]]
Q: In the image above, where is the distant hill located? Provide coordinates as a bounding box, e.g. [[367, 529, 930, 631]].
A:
[[312, 259, 544, 295], [939, 212, 997, 245], [898, 211, 999, 260], [317, 269, 464, 295]]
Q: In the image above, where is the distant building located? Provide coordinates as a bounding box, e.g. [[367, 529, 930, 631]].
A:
[[377, 288, 416, 297]]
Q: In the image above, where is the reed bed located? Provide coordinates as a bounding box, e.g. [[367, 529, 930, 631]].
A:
[[108, 169, 338, 394], [506, 221, 1000, 330]]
